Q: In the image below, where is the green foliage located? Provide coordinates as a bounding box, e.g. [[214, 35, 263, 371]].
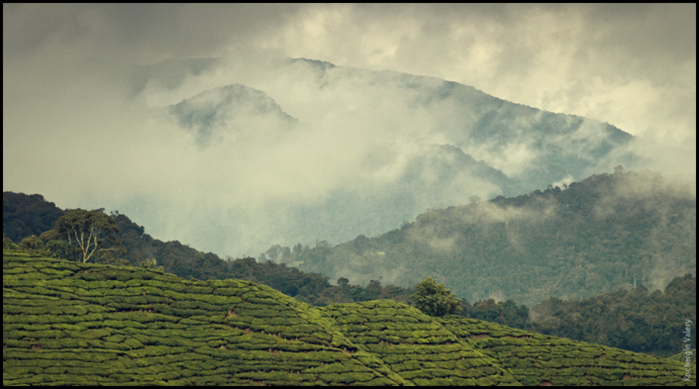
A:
[[53, 209, 123, 263], [18, 235, 44, 250], [412, 277, 460, 317], [668, 348, 696, 366], [94, 250, 132, 267], [437, 315, 695, 387], [3, 232, 18, 249], [140, 258, 164, 272], [3, 171, 695, 364], [458, 274, 696, 357], [44, 239, 82, 262], [461, 298, 531, 329], [3, 192, 415, 309], [525, 274, 697, 357], [3, 192, 65, 243]]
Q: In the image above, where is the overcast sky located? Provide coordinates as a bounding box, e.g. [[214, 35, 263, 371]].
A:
[[3, 4, 696, 257]]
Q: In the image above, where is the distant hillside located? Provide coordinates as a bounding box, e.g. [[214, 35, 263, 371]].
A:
[[168, 83, 298, 147], [286, 169, 695, 306], [462, 273, 696, 358], [4, 250, 694, 386], [284, 58, 635, 194], [3, 192, 64, 243]]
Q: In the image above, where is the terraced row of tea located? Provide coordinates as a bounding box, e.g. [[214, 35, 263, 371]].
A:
[[3, 250, 694, 385]]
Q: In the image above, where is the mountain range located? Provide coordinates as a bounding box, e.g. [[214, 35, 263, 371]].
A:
[[120, 56, 643, 257]]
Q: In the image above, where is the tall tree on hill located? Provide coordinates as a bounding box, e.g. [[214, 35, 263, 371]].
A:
[[52, 209, 124, 263], [412, 277, 461, 316]]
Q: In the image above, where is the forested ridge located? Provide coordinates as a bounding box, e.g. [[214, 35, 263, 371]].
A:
[[462, 274, 696, 358], [4, 250, 695, 386], [3, 192, 64, 243], [285, 169, 695, 306]]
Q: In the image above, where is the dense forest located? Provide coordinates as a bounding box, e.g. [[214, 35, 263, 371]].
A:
[[3, 192, 64, 243], [461, 273, 696, 358], [272, 169, 696, 306]]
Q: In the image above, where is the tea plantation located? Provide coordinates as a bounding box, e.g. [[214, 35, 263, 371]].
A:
[[4, 250, 695, 385]]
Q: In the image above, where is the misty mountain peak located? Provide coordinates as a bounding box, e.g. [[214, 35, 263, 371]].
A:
[[283, 57, 634, 187], [169, 83, 297, 146]]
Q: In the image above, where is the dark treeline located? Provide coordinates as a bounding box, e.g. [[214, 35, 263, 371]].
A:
[[461, 273, 696, 358], [114, 211, 415, 306]]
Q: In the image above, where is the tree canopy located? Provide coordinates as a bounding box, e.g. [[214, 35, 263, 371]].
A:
[[53, 209, 123, 263], [3, 192, 65, 243], [412, 277, 461, 316]]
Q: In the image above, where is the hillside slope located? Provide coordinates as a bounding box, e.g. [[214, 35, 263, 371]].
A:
[[3, 250, 398, 386], [3, 250, 694, 386]]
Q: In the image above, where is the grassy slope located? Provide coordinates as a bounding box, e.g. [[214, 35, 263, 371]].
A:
[[3, 250, 694, 386]]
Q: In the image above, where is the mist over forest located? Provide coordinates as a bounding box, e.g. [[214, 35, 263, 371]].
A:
[[262, 169, 695, 306], [10, 56, 694, 261]]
